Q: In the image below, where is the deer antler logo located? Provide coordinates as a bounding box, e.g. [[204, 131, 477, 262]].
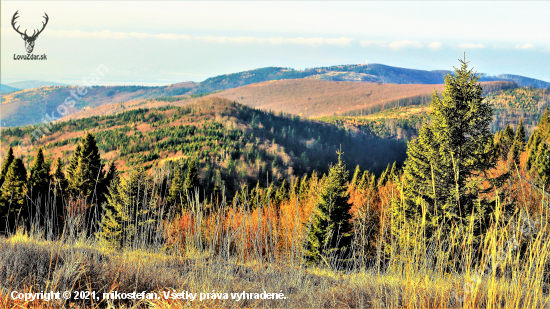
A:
[[12, 10, 49, 54]]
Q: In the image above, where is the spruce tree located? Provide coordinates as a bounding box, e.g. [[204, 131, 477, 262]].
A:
[[305, 152, 353, 267], [350, 165, 361, 191], [0, 158, 28, 233], [52, 158, 68, 234], [526, 132, 542, 171], [249, 181, 261, 210], [500, 124, 515, 158], [98, 166, 155, 249], [275, 179, 289, 205], [402, 58, 496, 235], [509, 119, 526, 167], [103, 162, 118, 189], [535, 143, 550, 187], [27, 148, 51, 226], [66, 144, 81, 185], [183, 160, 199, 202], [67, 133, 106, 232], [68, 133, 104, 199], [167, 163, 185, 211], [0, 147, 14, 187], [52, 158, 68, 194]]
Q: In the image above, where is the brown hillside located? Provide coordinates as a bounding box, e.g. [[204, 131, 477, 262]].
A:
[[203, 79, 445, 117], [55, 80, 513, 122]]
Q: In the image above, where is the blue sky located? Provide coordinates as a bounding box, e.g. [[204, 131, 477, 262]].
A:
[[1, 1, 549, 85]]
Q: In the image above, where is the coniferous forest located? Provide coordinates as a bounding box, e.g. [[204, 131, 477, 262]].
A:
[[1, 59, 550, 308]]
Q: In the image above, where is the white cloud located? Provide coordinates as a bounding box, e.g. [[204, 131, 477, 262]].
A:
[[458, 43, 485, 49], [388, 40, 423, 50], [427, 42, 442, 50], [515, 43, 535, 49], [359, 40, 386, 48], [42, 29, 351, 46]]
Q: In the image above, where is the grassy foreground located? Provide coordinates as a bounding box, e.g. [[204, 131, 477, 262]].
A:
[[0, 194, 549, 309]]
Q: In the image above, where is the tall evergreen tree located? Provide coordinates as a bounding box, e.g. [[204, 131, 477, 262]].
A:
[[535, 143, 550, 186], [68, 133, 105, 199], [66, 144, 81, 185], [509, 119, 526, 167], [402, 58, 497, 235], [51, 157, 68, 234], [27, 148, 51, 226], [66, 133, 107, 233], [305, 152, 353, 267], [299, 174, 309, 200], [167, 163, 185, 211], [183, 160, 199, 202], [249, 181, 261, 210], [0, 158, 28, 233], [275, 179, 289, 205], [0, 147, 14, 187], [103, 162, 118, 189], [97, 166, 156, 249], [349, 165, 361, 191]]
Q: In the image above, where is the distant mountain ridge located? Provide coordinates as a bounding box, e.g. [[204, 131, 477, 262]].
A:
[[0, 84, 20, 93], [6, 80, 69, 90], [2, 63, 548, 127], [195, 64, 550, 93]]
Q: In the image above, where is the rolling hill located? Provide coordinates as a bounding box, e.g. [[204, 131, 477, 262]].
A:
[[203, 79, 516, 118], [0, 83, 196, 127], [202, 79, 445, 117], [2, 62, 547, 128], [317, 86, 550, 142], [56, 79, 514, 122], [0, 84, 20, 93], [195, 64, 550, 92], [1, 98, 407, 197]]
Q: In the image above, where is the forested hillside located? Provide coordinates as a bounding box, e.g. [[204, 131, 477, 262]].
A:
[[0, 84, 195, 127], [320, 86, 550, 141], [197, 63, 550, 90], [1, 97, 406, 198]]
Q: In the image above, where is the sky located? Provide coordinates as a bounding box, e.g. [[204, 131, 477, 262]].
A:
[[1, 1, 550, 86]]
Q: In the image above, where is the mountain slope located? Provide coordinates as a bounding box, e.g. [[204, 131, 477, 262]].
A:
[[195, 64, 550, 92], [318, 86, 550, 142], [203, 79, 444, 117], [0, 84, 195, 127], [1, 98, 407, 196], [2, 63, 547, 128], [0, 84, 20, 93], [203, 79, 515, 118]]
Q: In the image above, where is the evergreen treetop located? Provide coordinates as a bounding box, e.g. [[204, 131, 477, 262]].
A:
[[0, 147, 15, 187], [402, 58, 497, 233], [305, 152, 353, 266]]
